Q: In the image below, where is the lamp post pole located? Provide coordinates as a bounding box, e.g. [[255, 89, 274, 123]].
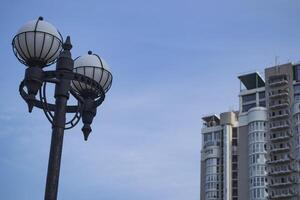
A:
[[12, 17, 113, 200], [44, 37, 73, 200]]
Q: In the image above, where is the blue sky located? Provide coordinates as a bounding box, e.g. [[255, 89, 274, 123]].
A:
[[1, 0, 300, 199]]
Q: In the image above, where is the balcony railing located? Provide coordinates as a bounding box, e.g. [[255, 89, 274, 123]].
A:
[[270, 143, 291, 153], [270, 133, 292, 142], [268, 181, 294, 188], [268, 168, 294, 176], [270, 123, 289, 131], [268, 192, 296, 199], [269, 102, 289, 110], [270, 147, 290, 154], [269, 90, 289, 99], [269, 113, 289, 120], [266, 155, 294, 164], [269, 79, 288, 87], [203, 141, 221, 148]]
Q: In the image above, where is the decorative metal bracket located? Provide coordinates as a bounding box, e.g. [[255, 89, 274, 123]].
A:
[[19, 70, 105, 130]]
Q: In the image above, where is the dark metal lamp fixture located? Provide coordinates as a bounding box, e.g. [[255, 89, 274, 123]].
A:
[[12, 17, 112, 200]]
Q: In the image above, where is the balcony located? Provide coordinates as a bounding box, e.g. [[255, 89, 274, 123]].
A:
[[270, 123, 289, 131], [268, 168, 295, 176], [269, 74, 288, 85], [203, 141, 221, 148], [268, 182, 294, 188], [268, 192, 297, 199], [270, 147, 290, 153], [270, 143, 290, 154], [269, 79, 289, 87], [269, 102, 289, 110], [267, 155, 294, 164], [269, 90, 289, 99], [270, 133, 292, 142], [269, 113, 289, 120]]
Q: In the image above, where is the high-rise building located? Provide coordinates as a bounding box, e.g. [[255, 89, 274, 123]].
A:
[[238, 72, 268, 200], [201, 63, 300, 200], [200, 112, 239, 200], [265, 63, 300, 200]]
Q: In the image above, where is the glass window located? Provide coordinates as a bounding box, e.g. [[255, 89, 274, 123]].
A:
[[232, 180, 238, 187], [259, 91, 265, 99], [204, 133, 212, 143], [232, 139, 238, 146], [242, 103, 256, 112], [232, 155, 238, 162], [232, 172, 238, 179], [242, 93, 256, 103], [295, 94, 300, 101], [294, 84, 300, 94], [232, 128, 237, 138], [232, 189, 238, 196], [294, 65, 300, 81], [232, 163, 238, 170], [259, 100, 266, 107]]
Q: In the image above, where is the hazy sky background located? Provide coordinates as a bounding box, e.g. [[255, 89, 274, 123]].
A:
[[1, 1, 300, 199]]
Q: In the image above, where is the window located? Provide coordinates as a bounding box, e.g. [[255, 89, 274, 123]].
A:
[[294, 65, 300, 81], [232, 155, 238, 162], [295, 85, 300, 101], [259, 91, 265, 99], [295, 84, 300, 93], [232, 180, 238, 187], [259, 100, 266, 107], [204, 133, 212, 143], [242, 93, 256, 103], [232, 163, 238, 170], [232, 128, 237, 138], [242, 103, 256, 112], [232, 172, 238, 179], [232, 189, 238, 196], [214, 131, 220, 140], [232, 139, 238, 146]]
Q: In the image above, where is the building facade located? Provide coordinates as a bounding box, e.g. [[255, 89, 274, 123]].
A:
[[265, 63, 300, 200], [200, 112, 238, 200], [201, 63, 300, 200], [238, 73, 268, 200]]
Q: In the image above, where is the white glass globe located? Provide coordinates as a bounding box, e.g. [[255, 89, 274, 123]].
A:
[[12, 17, 63, 67], [71, 51, 112, 97]]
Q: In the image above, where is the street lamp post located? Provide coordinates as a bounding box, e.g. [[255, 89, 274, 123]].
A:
[[12, 17, 113, 200]]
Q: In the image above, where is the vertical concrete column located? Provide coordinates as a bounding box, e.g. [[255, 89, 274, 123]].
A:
[[223, 124, 232, 200]]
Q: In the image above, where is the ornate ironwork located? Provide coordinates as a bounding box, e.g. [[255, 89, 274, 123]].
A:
[[19, 69, 106, 130], [12, 17, 113, 200], [12, 17, 63, 67]]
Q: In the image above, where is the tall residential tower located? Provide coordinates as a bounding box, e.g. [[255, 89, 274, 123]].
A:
[[201, 63, 300, 200], [265, 63, 300, 200]]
